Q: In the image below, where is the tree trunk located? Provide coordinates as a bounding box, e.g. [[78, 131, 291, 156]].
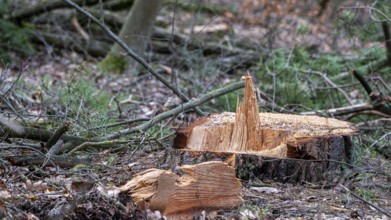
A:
[[107, 0, 163, 72], [172, 73, 358, 183]]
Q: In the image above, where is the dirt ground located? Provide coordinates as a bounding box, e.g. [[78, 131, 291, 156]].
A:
[[1, 0, 391, 219]]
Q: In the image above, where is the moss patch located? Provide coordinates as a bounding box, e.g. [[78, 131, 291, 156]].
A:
[[98, 53, 127, 74]]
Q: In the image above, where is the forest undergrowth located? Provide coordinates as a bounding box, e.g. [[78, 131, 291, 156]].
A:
[[0, 0, 390, 219]]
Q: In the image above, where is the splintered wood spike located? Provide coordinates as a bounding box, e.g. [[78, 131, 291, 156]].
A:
[[173, 72, 358, 183]]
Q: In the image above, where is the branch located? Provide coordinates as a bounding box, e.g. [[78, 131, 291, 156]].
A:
[[344, 110, 391, 120], [88, 117, 150, 130], [352, 70, 373, 96], [339, 184, 391, 219], [294, 68, 354, 105], [7, 0, 110, 21], [5, 154, 90, 168], [45, 122, 69, 149], [352, 70, 391, 115], [301, 103, 373, 116], [100, 0, 134, 11], [0, 124, 88, 146], [101, 81, 245, 140], [62, 0, 206, 116], [67, 140, 132, 154], [382, 21, 391, 68]]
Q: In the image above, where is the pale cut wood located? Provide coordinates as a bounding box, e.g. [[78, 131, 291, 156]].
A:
[[173, 73, 358, 183], [176, 72, 357, 158], [230, 73, 262, 152], [120, 161, 242, 218]]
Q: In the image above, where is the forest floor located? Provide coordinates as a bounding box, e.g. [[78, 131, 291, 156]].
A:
[[1, 1, 391, 219]]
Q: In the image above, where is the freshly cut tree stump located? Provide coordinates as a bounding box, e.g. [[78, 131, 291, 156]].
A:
[[173, 73, 357, 183], [120, 161, 242, 219]]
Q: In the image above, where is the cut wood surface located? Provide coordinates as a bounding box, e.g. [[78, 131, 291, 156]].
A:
[[173, 73, 358, 183], [175, 73, 357, 159], [120, 161, 242, 219]]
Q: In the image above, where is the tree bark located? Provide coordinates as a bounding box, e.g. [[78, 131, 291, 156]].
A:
[[172, 73, 358, 183], [108, 0, 163, 71], [5, 155, 90, 168]]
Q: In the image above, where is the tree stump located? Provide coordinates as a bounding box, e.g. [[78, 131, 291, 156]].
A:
[[173, 73, 357, 183]]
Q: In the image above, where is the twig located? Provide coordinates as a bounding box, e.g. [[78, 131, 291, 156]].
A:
[[62, 0, 206, 116], [301, 103, 373, 116], [0, 64, 28, 125], [71, 16, 89, 40], [356, 118, 391, 129], [370, 131, 391, 149], [344, 110, 391, 120], [88, 117, 150, 130], [67, 140, 131, 154], [293, 68, 354, 105], [339, 5, 391, 22], [352, 70, 391, 115], [339, 184, 391, 218], [45, 122, 69, 149], [101, 81, 245, 140], [42, 140, 64, 167]]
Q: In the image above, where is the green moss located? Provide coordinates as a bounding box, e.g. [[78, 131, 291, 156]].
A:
[[98, 53, 127, 74]]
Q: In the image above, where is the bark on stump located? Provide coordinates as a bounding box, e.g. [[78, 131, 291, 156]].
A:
[[173, 73, 357, 183]]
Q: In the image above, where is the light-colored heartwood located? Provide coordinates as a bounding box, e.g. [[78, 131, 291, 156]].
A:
[[178, 72, 357, 158], [120, 161, 242, 219]]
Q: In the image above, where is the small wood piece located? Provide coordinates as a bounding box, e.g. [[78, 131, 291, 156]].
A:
[[173, 73, 358, 183], [120, 161, 242, 219]]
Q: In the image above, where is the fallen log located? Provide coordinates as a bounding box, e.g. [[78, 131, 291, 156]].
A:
[[120, 161, 242, 219], [5, 155, 90, 168], [173, 73, 358, 183], [7, 0, 110, 21], [0, 124, 88, 147]]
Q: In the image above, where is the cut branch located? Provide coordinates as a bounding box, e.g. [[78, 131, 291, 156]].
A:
[[45, 122, 69, 149], [0, 124, 88, 146], [5, 154, 90, 168]]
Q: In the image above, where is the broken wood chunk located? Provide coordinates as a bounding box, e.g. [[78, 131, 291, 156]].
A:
[[173, 72, 358, 183], [120, 161, 242, 219]]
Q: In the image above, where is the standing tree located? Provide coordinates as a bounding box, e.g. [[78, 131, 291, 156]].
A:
[[99, 0, 163, 73]]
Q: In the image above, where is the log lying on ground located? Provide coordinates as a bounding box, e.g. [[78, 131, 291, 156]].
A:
[[120, 161, 242, 219], [173, 73, 358, 183], [5, 155, 90, 168]]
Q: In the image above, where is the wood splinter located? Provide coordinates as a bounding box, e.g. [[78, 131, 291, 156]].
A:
[[120, 161, 242, 219], [173, 72, 358, 183]]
